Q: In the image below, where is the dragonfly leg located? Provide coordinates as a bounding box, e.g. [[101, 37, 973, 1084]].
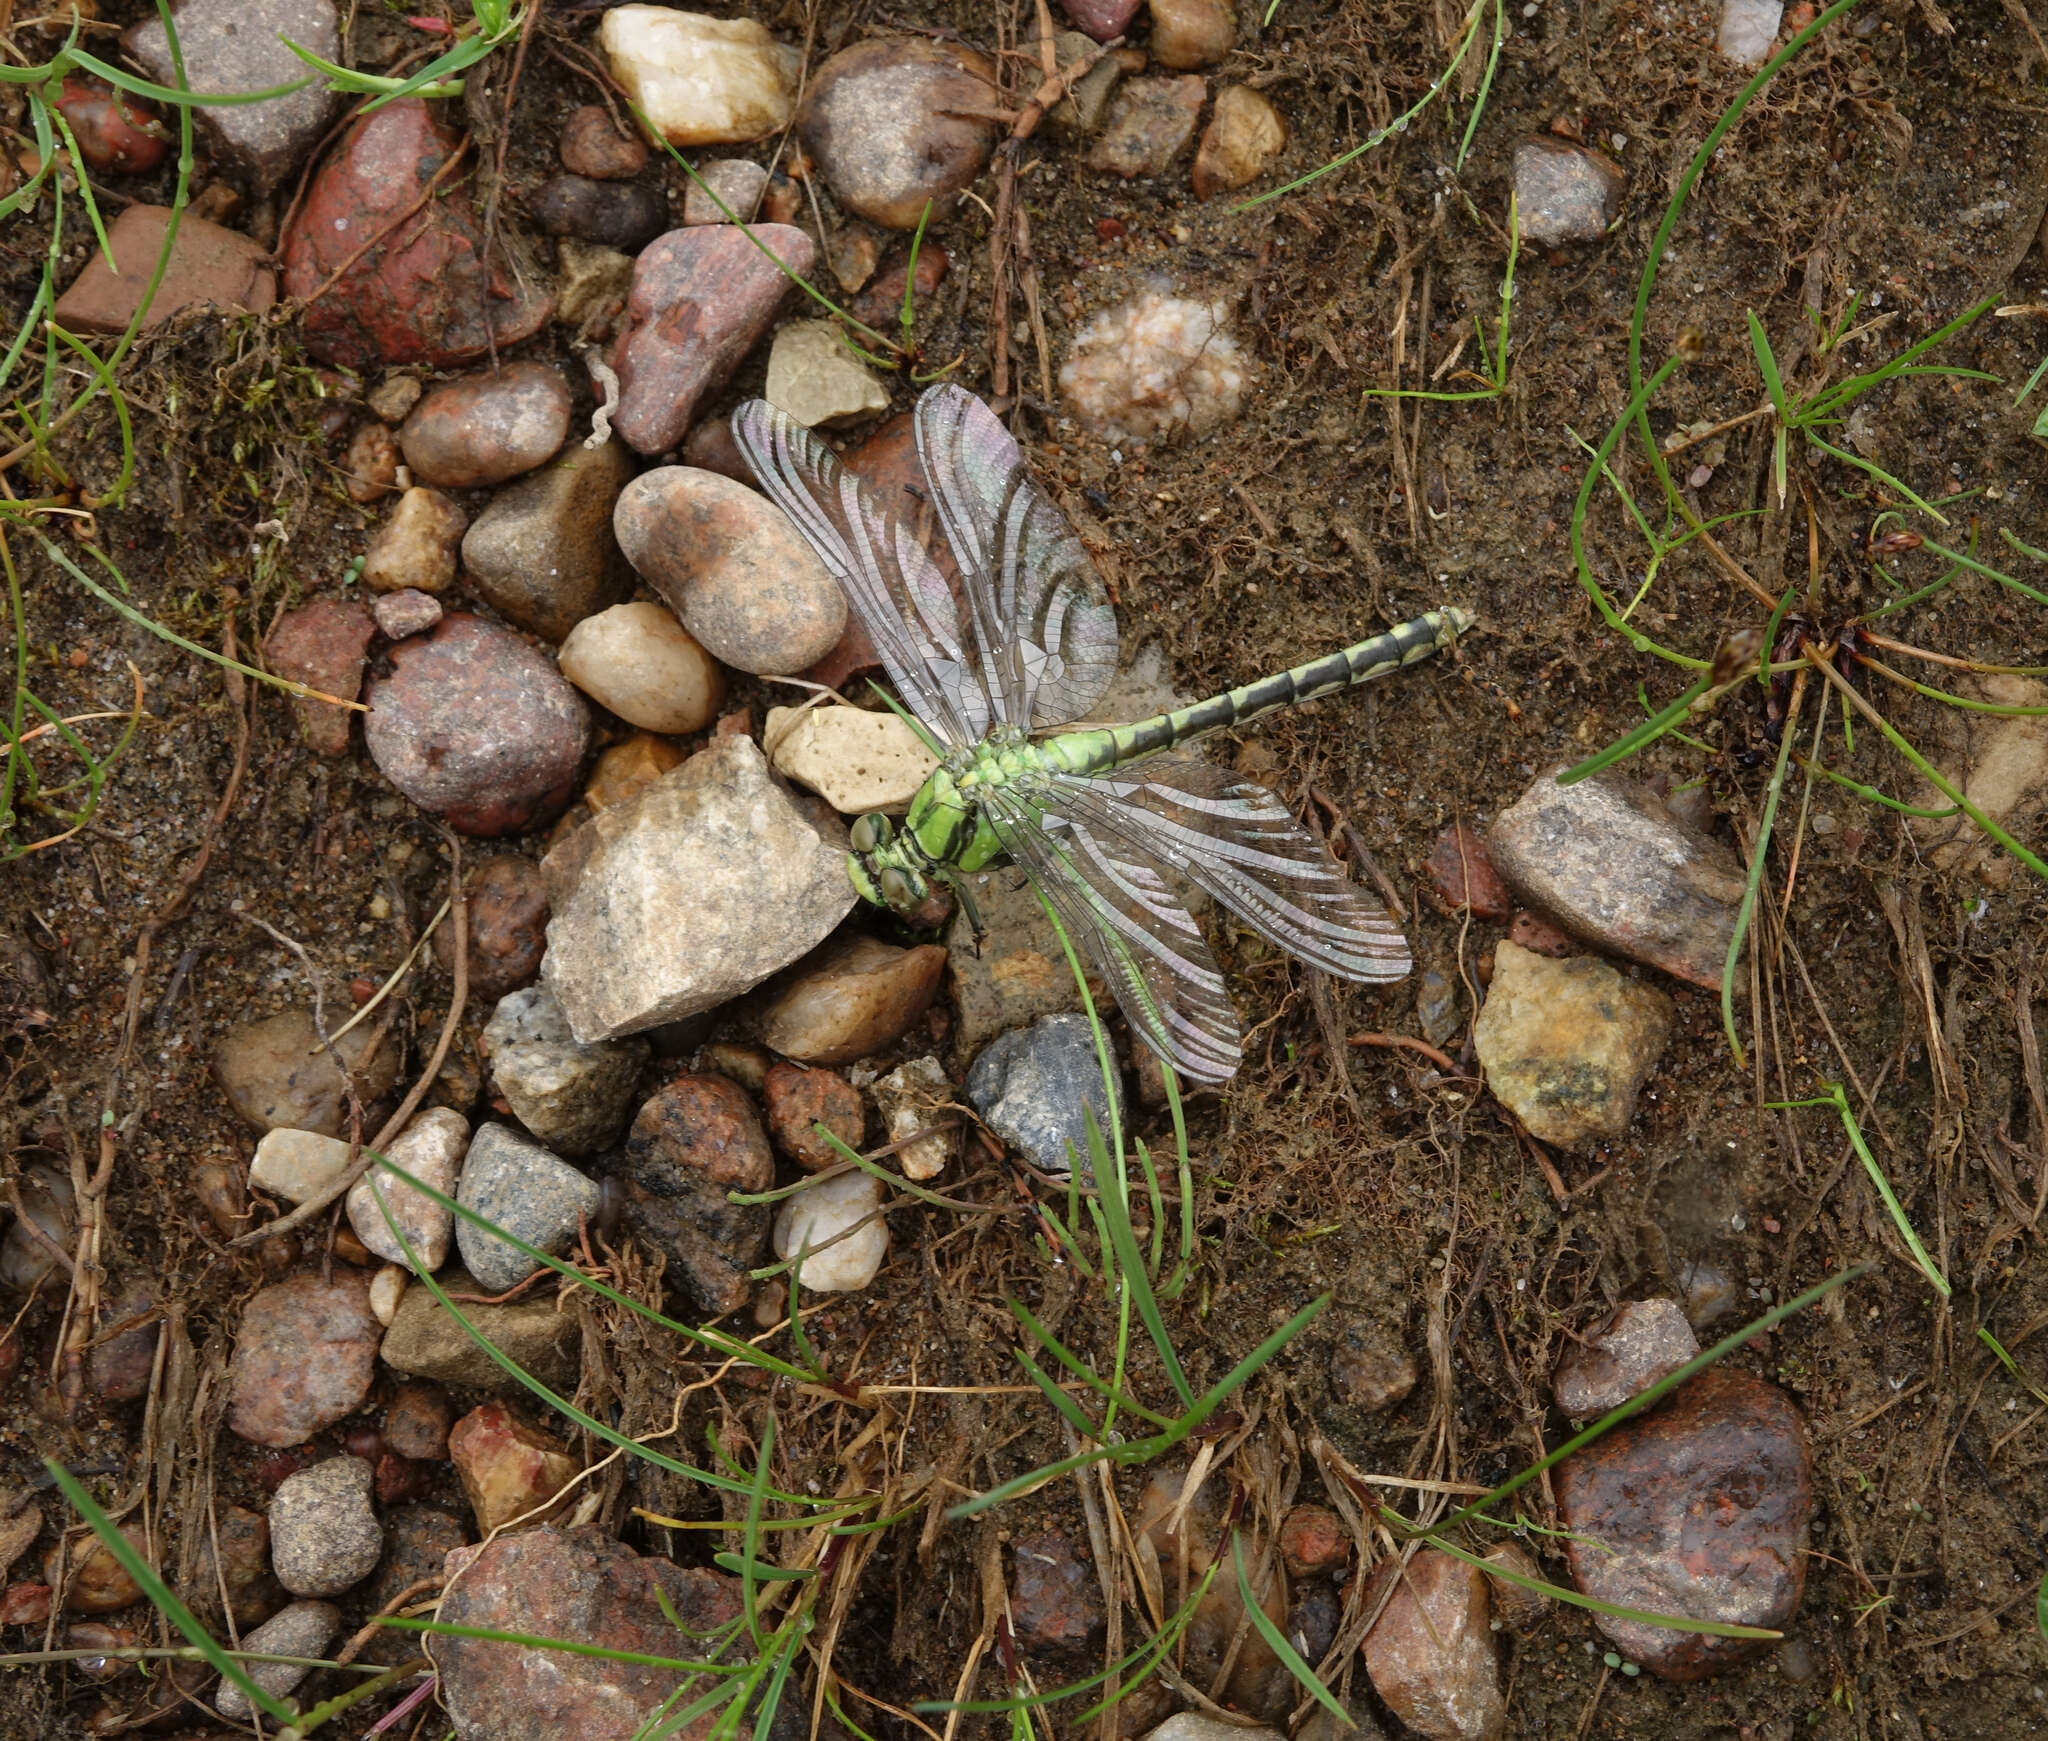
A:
[[946, 870, 988, 956]]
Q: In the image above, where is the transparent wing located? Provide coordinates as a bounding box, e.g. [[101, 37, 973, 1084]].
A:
[[979, 785, 1243, 1084], [914, 384, 1118, 732], [732, 398, 991, 748], [1029, 763, 1413, 983]]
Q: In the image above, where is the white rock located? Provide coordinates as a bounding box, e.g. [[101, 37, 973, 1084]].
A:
[[600, 6, 800, 147], [369, 1264, 407, 1326], [1718, 0, 1783, 64], [249, 1128, 354, 1206], [1059, 291, 1246, 442], [684, 157, 770, 224], [559, 601, 727, 734], [764, 321, 891, 428], [347, 1106, 468, 1271], [773, 1170, 889, 1292], [764, 704, 938, 816], [873, 1056, 957, 1181]]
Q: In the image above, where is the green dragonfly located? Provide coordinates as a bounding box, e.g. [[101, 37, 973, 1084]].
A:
[[733, 385, 1469, 1084]]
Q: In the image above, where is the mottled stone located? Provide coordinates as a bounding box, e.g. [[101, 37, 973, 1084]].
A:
[[270, 1456, 382, 1597], [1553, 1298, 1700, 1419], [384, 1382, 456, 1462], [1149, 0, 1235, 69], [1513, 137, 1626, 247], [966, 1013, 1123, 1177], [1361, 1550, 1505, 1741], [1329, 1322, 1417, 1412], [762, 1062, 864, 1170], [599, 6, 799, 147], [216, 1009, 401, 1136], [559, 602, 726, 734], [947, 868, 1102, 1055], [561, 104, 651, 179], [1425, 822, 1508, 917], [1010, 1529, 1103, 1657], [449, 1402, 580, 1534], [555, 238, 636, 337], [380, 1268, 580, 1391], [1279, 1505, 1349, 1579], [373, 588, 443, 641], [455, 1122, 603, 1292], [764, 707, 934, 818], [772, 1169, 888, 1292], [1556, 1369, 1810, 1680], [482, 984, 647, 1156], [1472, 942, 1673, 1148], [1191, 82, 1283, 196], [214, 1601, 340, 1721], [756, 935, 946, 1067], [616, 1073, 772, 1317], [1036, 30, 1123, 138], [682, 157, 769, 224], [434, 855, 550, 999], [228, 1272, 380, 1447], [56, 77, 167, 175], [362, 487, 467, 596], [462, 440, 635, 643], [87, 1278, 161, 1405], [52, 205, 274, 334], [344, 421, 400, 503], [585, 733, 687, 811], [369, 375, 424, 422], [348, 1106, 468, 1270], [871, 1056, 957, 1180], [401, 363, 573, 490], [265, 598, 374, 757], [798, 37, 998, 230], [46, 1524, 147, 1614], [185, 1507, 279, 1631], [1061, 289, 1245, 439], [1088, 76, 1205, 177], [530, 175, 670, 253]]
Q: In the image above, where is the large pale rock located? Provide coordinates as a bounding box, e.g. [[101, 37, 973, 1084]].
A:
[[765, 705, 937, 815], [1060, 291, 1245, 441], [599, 6, 800, 146], [541, 735, 857, 1042], [1471, 943, 1672, 1148]]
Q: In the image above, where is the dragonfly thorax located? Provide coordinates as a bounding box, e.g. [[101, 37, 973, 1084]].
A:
[[846, 759, 1012, 916]]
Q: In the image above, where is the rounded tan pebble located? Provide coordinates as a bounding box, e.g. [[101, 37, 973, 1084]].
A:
[[361, 486, 467, 594], [1148, 0, 1236, 68], [45, 1524, 149, 1614], [400, 361, 573, 489], [558, 601, 727, 734], [368, 374, 423, 422], [343, 421, 398, 503], [757, 935, 947, 1066], [1191, 83, 1285, 199], [584, 731, 685, 811], [560, 103, 650, 180]]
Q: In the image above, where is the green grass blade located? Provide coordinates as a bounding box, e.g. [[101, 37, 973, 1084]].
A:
[[1231, 1533, 1352, 1725], [1747, 310, 1788, 415], [1013, 1342, 1105, 1440], [1557, 673, 1713, 783], [1085, 1103, 1195, 1409], [1722, 693, 1799, 1066], [1802, 432, 1950, 525]]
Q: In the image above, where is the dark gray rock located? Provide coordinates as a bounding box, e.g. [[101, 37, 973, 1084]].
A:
[[965, 1013, 1124, 1177]]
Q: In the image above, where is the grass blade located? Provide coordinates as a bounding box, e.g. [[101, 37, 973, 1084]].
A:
[[1231, 1533, 1352, 1725]]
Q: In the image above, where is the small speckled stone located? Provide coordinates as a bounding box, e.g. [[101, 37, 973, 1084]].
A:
[[797, 37, 998, 229], [966, 1013, 1123, 1177], [481, 983, 649, 1156], [214, 1601, 340, 1720], [400, 363, 574, 489], [270, 1456, 383, 1597], [1553, 1298, 1700, 1418], [683, 157, 769, 224], [371, 587, 444, 640], [347, 1106, 468, 1270], [228, 1272, 382, 1447], [1513, 137, 1626, 247], [455, 1122, 603, 1291], [871, 1056, 957, 1181]]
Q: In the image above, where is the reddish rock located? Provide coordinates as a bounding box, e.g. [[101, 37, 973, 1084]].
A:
[[1329, 1321, 1417, 1412], [52, 205, 275, 336], [85, 1277, 160, 1405], [1555, 1367, 1809, 1680], [1278, 1504, 1350, 1578], [1009, 1528, 1103, 1657], [1508, 910, 1575, 957], [434, 855, 550, 998], [384, 1381, 456, 1462], [436, 1529, 746, 1741], [373, 589, 443, 641], [762, 1062, 864, 1171], [616, 1074, 773, 1318], [266, 598, 376, 758], [281, 100, 551, 370], [1361, 1549, 1505, 1741], [344, 421, 400, 504], [560, 105, 649, 180], [449, 1402, 581, 1535], [610, 223, 814, 454], [45, 1524, 149, 1615], [363, 614, 591, 837], [1553, 1298, 1699, 1419], [1061, 0, 1143, 39], [1426, 823, 1509, 918], [399, 363, 573, 490], [227, 1271, 381, 1448], [55, 77, 167, 175], [0, 1583, 52, 1626]]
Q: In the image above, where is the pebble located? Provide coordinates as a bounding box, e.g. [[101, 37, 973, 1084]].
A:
[[0, 1161, 73, 1293], [188, 1507, 279, 1631], [762, 321, 888, 430], [347, 1106, 468, 1270], [1513, 136, 1626, 247], [401, 363, 573, 491], [1416, 966, 1460, 1046], [370, 375, 424, 423], [1141, 1721, 1283, 1741], [456, 1122, 603, 1292], [1291, 1581, 1342, 1671], [1063, 0, 1143, 40], [1149, 0, 1235, 68], [46, 1524, 147, 1614], [462, 441, 634, 642], [87, 1278, 161, 1405], [1719, 0, 1784, 63], [848, 241, 951, 332], [762, 1062, 864, 1170], [555, 238, 636, 337], [1508, 909, 1575, 957], [358, 1505, 466, 1663], [541, 735, 855, 1042], [1037, 30, 1124, 137], [586, 733, 686, 811], [372, 588, 444, 641], [1479, 1543, 1553, 1632], [384, 1382, 456, 1462], [1472, 943, 1672, 1148], [0, 1584, 49, 1626], [698, 1040, 771, 1093], [266, 598, 376, 757], [1553, 1298, 1700, 1418], [1088, 75, 1206, 178], [757, 935, 948, 1066], [249, 1128, 354, 1206], [1060, 290, 1245, 440], [229, 1271, 381, 1447], [380, 1267, 580, 1391], [50, 206, 275, 336], [216, 1009, 401, 1137], [281, 101, 550, 370], [361, 487, 467, 596], [615, 1073, 773, 1317], [799, 38, 998, 229], [559, 602, 727, 734], [613, 465, 846, 673], [562, 105, 651, 180], [966, 1014, 1123, 1177], [682, 157, 770, 224], [270, 1456, 383, 1597], [435, 855, 551, 998], [55, 77, 168, 175], [610, 224, 814, 454], [1556, 1368, 1810, 1680], [530, 174, 671, 253], [344, 422, 400, 503], [1679, 1260, 1738, 1329], [370, 1264, 407, 1325], [448, 1402, 580, 1533], [599, 6, 800, 146], [364, 614, 591, 837], [1279, 1505, 1350, 1579], [1191, 83, 1286, 198], [773, 1169, 888, 1292], [1329, 1321, 1418, 1411], [1487, 767, 1742, 987], [481, 984, 648, 1156], [1361, 1549, 1506, 1741], [870, 1056, 957, 1181], [764, 704, 937, 815], [437, 1530, 747, 1741], [1009, 1529, 1103, 1656], [123, 0, 338, 191], [213, 1601, 341, 1721], [1425, 823, 1509, 917]]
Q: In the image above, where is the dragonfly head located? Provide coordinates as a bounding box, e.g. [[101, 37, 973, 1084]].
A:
[[847, 812, 930, 916]]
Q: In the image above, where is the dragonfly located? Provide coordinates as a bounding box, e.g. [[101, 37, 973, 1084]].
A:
[[732, 385, 1470, 1084]]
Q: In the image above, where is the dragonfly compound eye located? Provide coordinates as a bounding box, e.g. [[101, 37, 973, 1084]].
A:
[[878, 866, 919, 911], [850, 813, 892, 854]]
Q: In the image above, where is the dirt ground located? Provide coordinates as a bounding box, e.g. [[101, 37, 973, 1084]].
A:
[[4, 0, 2048, 1735]]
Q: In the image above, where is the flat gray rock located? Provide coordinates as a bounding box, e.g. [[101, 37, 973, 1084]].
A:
[[455, 1123, 601, 1292], [965, 1013, 1124, 1177]]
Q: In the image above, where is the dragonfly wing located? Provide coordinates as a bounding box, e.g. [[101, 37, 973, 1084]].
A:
[[981, 783, 1243, 1084], [732, 398, 991, 748], [1037, 762, 1413, 982], [914, 384, 1118, 732]]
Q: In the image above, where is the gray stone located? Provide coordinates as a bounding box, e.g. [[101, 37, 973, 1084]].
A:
[[347, 1105, 467, 1270], [1141, 1718, 1285, 1741], [0, 1163, 74, 1294], [481, 985, 647, 1156], [269, 1456, 383, 1597], [455, 1124, 602, 1292], [965, 1013, 1123, 1177], [1513, 136, 1626, 247], [1036, 29, 1122, 137], [1553, 1298, 1699, 1419], [1087, 76, 1206, 178], [1472, 943, 1672, 1148], [124, 0, 339, 192], [380, 1269, 580, 1390], [461, 439, 635, 643], [540, 735, 857, 1042], [214, 1600, 341, 1720], [683, 157, 770, 224]]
